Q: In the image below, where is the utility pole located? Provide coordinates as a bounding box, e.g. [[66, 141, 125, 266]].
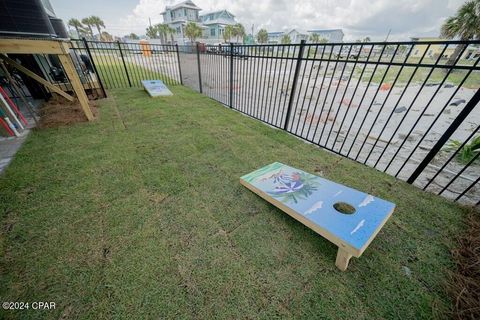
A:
[[384, 28, 391, 42], [149, 17, 152, 28]]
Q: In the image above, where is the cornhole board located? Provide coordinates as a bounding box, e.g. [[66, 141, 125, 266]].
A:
[[240, 162, 395, 271], [141, 80, 173, 97]]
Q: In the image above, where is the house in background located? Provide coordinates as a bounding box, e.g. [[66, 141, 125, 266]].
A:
[[267, 29, 344, 44], [161, 0, 238, 44], [286, 29, 309, 43], [267, 29, 309, 44], [463, 45, 480, 60], [200, 10, 237, 43], [307, 29, 344, 43], [409, 37, 456, 59], [409, 36, 479, 61], [267, 32, 283, 44], [160, 0, 202, 44]]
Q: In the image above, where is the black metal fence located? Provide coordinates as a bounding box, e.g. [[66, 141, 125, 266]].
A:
[[76, 38, 480, 205], [71, 39, 181, 90]]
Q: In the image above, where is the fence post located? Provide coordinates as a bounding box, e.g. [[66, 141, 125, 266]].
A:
[[407, 88, 480, 184], [229, 43, 234, 108], [117, 40, 132, 87], [82, 37, 107, 98], [175, 44, 183, 85], [196, 42, 203, 93], [283, 40, 306, 130]]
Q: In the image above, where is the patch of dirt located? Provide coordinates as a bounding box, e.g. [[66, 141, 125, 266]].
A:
[[141, 188, 168, 205], [449, 210, 480, 319], [38, 96, 98, 128]]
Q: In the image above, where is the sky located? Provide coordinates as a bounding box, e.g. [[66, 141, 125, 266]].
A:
[[51, 0, 466, 41]]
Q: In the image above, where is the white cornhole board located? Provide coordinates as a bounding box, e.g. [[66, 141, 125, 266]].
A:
[[240, 162, 395, 271], [141, 80, 173, 97]]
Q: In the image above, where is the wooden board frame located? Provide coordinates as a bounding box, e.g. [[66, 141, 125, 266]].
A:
[[240, 163, 395, 271], [0, 38, 94, 121], [1, 54, 74, 101], [0, 39, 65, 55]]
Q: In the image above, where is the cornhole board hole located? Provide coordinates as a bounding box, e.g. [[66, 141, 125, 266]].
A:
[[141, 80, 173, 97], [240, 162, 395, 271]]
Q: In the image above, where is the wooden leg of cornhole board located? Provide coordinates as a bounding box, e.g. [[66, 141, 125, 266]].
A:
[[335, 248, 352, 271]]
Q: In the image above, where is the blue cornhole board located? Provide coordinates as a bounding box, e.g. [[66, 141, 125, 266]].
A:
[[240, 162, 395, 271], [141, 80, 173, 97]]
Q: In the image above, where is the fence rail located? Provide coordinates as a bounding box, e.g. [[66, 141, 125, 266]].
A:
[[76, 38, 480, 205], [71, 39, 181, 89]]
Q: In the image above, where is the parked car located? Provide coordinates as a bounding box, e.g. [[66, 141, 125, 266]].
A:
[[338, 45, 362, 59], [206, 43, 223, 54], [220, 44, 248, 60]]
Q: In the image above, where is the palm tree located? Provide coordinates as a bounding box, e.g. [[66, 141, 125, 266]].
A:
[[280, 34, 291, 44], [363, 37, 371, 42], [223, 25, 234, 43], [256, 28, 268, 44], [146, 25, 158, 39], [233, 23, 246, 43], [81, 17, 94, 39], [101, 31, 113, 42], [309, 33, 320, 43], [156, 24, 168, 44], [128, 33, 139, 40], [184, 22, 202, 43], [309, 34, 329, 44], [441, 0, 480, 65], [155, 24, 176, 44], [67, 18, 84, 38], [166, 25, 176, 43], [89, 16, 105, 40]]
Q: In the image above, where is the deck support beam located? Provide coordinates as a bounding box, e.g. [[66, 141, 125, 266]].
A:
[[0, 38, 95, 121], [58, 53, 94, 121]]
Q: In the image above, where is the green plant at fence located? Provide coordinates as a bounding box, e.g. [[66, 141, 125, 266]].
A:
[[446, 135, 480, 163]]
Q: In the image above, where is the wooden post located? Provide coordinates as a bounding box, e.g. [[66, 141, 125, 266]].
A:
[[0, 54, 74, 102], [57, 53, 94, 121], [0, 39, 95, 121], [335, 248, 353, 271]]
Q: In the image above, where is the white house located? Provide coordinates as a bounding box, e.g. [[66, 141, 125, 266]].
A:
[[286, 29, 309, 43], [200, 10, 237, 43], [307, 29, 344, 43], [160, 0, 201, 44], [160, 0, 237, 44], [267, 29, 344, 44], [268, 29, 308, 44], [267, 32, 283, 44]]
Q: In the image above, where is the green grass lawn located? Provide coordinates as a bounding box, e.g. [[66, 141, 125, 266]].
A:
[[0, 86, 473, 319], [92, 53, 179, 88]]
